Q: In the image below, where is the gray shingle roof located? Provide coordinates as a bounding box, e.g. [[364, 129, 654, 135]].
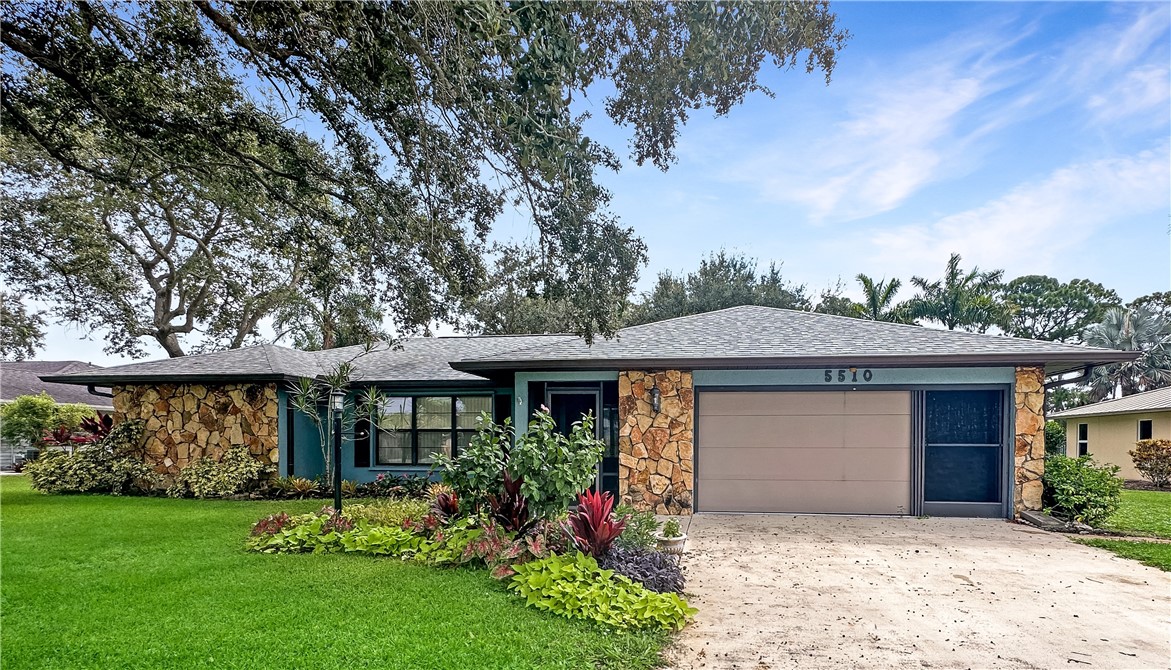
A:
[[39, 306, 1136, 387], [1, 361, 115, 408], [1050, 387, 1171, 419], [453, 306, 1134, 373]]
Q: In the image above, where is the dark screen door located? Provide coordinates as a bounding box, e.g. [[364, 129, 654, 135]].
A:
[[546, 389, 618, 499], [922, 390, 1005, 517]]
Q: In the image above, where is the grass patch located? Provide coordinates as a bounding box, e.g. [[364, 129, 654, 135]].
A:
[[1077, 538, 1171, 572], [1101, 489, 1171, 538], [0, 476, 666, 670]]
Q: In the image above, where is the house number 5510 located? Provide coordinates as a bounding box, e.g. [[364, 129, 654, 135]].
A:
[[824, 368, 873, 382]]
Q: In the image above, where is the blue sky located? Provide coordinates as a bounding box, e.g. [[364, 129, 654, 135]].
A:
[[33, 1, 1171, 365]]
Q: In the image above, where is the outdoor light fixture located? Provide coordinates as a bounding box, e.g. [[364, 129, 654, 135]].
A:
[[330, 389, 345, 511], [650, 386, 662, 413]]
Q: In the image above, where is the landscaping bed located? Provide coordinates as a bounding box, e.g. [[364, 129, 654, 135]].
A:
[[0, 476, 669, 670]]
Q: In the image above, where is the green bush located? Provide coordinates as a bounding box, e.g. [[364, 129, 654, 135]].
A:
[[24, 445, 160, 495], [1130, 440, 1171, 487], [435, 415, 510, 512], [1044, 420, 1066, 459], [614, 504, 659, 550], [167, 446, 271, 498], [0, 392, 95, 446], [509, 552, 696, 630], [1042, 455, 1122, 526], [342, 498, 432, 528]]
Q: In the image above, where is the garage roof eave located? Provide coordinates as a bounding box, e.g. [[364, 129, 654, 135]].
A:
[[38, 373, 304, 386], [450, 350, 1139, 373]]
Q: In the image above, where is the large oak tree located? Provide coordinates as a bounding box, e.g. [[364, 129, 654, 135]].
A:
[[1, 1, 849, 356]]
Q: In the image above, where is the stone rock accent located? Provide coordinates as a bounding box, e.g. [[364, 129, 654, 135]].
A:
[[113, 383, 279, 476], [618, 370, 694, 515], [1014, 366, 1046, 514]]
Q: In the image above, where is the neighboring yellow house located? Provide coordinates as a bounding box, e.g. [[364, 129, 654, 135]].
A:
[[1050, 387, 1171, 481]]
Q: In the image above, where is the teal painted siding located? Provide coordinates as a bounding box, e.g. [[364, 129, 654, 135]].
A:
[[693, 367, 1016, 387]]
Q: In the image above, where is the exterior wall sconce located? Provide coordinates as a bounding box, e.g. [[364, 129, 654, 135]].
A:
[[650, 386, 662, 413]]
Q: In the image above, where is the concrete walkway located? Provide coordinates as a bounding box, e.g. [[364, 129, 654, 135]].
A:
[[666, 514, 1170, 669]]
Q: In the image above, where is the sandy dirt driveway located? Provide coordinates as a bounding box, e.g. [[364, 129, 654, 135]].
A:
[[665, 515, 1169, 670]]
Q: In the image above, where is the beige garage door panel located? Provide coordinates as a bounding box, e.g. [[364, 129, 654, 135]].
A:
[[700, 479, 910, 515], [697, 391, 912, 514]]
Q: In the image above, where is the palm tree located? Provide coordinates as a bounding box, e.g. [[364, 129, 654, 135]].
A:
[[905, 253, 1004, 332], [1083, 307, 1171, 399], [854, 274, 912, 323]]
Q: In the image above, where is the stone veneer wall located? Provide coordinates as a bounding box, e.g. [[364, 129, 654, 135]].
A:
[[113, 383, 279, 476], [617, 370, 694, 515], [1014, 366, 1046, 514]]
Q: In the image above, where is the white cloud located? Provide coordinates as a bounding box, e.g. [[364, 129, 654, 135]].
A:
[[864, 144, 1171, 279]]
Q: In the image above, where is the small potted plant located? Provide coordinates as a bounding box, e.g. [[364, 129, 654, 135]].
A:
[[655, 518, 687, 555]]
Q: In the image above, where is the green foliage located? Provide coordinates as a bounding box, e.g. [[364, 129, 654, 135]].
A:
[[626, 251, 812, 326], [0, 291, 45, 360], [436, 413, 511, 513], [661, 519, 683, 539], [0, 392, 95, 446], [343, 499, 433, 529], [167, 447, 271, 499], [24, 446, 160, 496], [438, 409, 604, 521], [1042, 455, 1123, 526], [1044, 420, 1067, 459], [854, 274, 912, 323], [1077, 539, 1171, 572], [614, 505, 660, 551], [905, 253, 1005, 332], [1000, 275, 1120, 342], [600, 547, 686, 595], [287, 358, 385, 481], [1101, 490, 1171, 539], [1047, 386, 1092, 414], [1130, 440, 1171, 488], [509, 553, 696, 630], [1083, 307, 1171, 400]]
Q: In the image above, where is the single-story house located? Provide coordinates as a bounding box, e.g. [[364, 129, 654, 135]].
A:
[[1050, 387, 1171, 481], [42, 306, 1133, 518], [1, 360, 115, 469]]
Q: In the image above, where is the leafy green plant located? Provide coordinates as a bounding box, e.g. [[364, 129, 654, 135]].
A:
[[103, 419, 148, 459], [601, 546, 685, 594], [614, 504, 660, 550], [358, 473, 431, 499], [24, 445, 161, 495], [565, 489, 626, 558], [661, 519, 682, 538], [1043, 455, 1123, 526], [434, 414, 510, 512], [167, 446, 271, 499], [0, 392, 95, 447], [1130, 440, 1171, 488], [1044, 420, 1066, 459], [342, 498, 432, 529], [509, 552, 696, 630]]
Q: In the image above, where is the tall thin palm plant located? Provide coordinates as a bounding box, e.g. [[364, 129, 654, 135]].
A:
[[1083, 307, 1171, 399], [905, 253, 1004, 332], [855, 274, 911, 323]]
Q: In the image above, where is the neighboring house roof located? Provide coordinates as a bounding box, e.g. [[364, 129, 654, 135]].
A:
[[453, 306, 1135, 374], [39, 335, 573, 387], [40, 306, 1135, 388], [1050, 387, 1171, 419], [0, 361, 115, 409]]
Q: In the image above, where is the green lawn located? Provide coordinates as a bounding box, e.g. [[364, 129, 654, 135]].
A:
[[1077, 539, 1171, 572], [1101, 489, 1171, 538], [0, 476, 666, 670]]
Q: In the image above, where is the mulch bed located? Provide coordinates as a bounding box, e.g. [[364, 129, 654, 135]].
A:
[[1122, 480, 1171, 492]]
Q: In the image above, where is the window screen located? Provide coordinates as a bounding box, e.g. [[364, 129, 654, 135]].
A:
[[1138, 420, 1153, 441], [924, 390, 1002, 504], [1077, 423, 1089, 457]]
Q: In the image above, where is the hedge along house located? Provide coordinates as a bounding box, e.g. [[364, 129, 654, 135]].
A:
[[42, 306, 1133, 519]]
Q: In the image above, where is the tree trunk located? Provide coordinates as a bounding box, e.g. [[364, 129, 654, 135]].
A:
[[156, 331, 186, 357]]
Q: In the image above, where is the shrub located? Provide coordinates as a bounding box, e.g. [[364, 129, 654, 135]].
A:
[[342, 498, 432, 528], [614, 504, 659, 550], [103, 419, 148, 458], [1044, 420, 1066, 459], [486, 470, 533, 534], [565, 489, 626, 559], [436, 409, 605, 520], [1130, 439, 1171, 487], [358, 473, 430, 499], [509, 552, 696, 630], [167, 446, 271, 498], [1042, 455, 1122, 526], [79, 413, 114, 441], [24, 445, 160, 495], [0, 392, 95, 446], [269, 476, 322, 498], [600, 546, 685, 594]]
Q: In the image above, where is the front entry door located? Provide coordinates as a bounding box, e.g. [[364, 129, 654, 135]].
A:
[[545, 388, 618, 499]]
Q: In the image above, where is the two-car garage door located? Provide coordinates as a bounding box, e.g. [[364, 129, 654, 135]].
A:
[[697, 391, 911, 514]]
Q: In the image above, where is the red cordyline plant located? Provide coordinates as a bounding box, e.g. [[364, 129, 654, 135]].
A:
[[564, 489, 627, 559], [79, 413, 114, 440], [486, 470, 534, 534]]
